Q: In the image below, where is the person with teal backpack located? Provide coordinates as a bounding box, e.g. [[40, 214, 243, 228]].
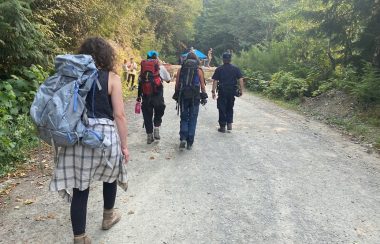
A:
[[173, 52, 208, 150], [31, 37, 129, 244]]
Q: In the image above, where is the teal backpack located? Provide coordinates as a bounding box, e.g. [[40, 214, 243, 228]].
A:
[[30, 54, 109, 149]]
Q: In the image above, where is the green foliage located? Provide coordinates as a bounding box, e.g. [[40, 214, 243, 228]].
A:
[[0, 0, 57, 74], [234, 40, 295, 75], [146, 0, 202, 55], [0, 65, 48, 175], [242, 69, 270, 92], [350, 64, 380, 105], [195, 0, 277, 56], [266, 71, 308, 100]]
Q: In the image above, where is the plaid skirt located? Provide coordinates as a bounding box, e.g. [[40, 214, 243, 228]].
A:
[[49, 118, 128, 202]]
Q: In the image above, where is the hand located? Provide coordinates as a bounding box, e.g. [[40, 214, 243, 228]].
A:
[[212, 92, 216, 100], [200, 92, 208, 100], [200, 98, 207, 105], [122, 147, 129, 163], [136, 97, 141, 102], [172, 91, 179, 101]]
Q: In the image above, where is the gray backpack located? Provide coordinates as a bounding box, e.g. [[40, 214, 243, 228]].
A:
[[30, 54, 109, 149]]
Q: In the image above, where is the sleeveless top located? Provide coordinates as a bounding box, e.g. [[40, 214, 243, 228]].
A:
[[86, 70, 114, 120]]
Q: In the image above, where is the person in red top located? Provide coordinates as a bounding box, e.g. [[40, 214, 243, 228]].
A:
[[137, 50, 171, 144]]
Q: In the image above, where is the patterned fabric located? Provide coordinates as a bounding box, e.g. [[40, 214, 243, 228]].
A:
[[49, 118, 128, 202]]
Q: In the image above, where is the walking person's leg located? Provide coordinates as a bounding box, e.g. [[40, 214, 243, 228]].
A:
[[187, 100, 200, 149], [102, 181, 121, 230], [127, 74, 132, 89], [217, 94, 227, 132], [71, 188, 91, 243], [142, 99, 154, 144], [131, 74, 136, 88], [226, 94, 235, 131], [179, 99, 191, 149], [152, 95, 166, 140]]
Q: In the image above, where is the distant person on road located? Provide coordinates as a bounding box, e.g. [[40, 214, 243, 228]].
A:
[[211, 52, 244, 132], [122, 59, 128, 82], [49, 37, 129, 244], [207, 48, 213, 67], [137, 50, 171, 144], [127, 57, 138, 89], [173, 52, 207, 150]]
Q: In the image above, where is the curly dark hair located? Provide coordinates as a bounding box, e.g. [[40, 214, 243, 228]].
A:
[[78, 37, 116, 71]]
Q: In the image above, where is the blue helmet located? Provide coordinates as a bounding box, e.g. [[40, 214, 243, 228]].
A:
[[147, 50, 159, 59]]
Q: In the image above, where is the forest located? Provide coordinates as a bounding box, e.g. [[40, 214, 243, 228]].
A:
[[0, 0, 379, 175]]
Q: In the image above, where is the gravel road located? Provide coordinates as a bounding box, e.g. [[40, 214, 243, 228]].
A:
[[1, 82, 380, 244]]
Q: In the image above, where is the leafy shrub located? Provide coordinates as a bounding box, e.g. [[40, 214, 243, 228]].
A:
[[234, 41, 294, 75], [243, 68, 270, 92], [0, 65, 48, 176], [266, 71, 308, 100], [350, 63, 380, 106]]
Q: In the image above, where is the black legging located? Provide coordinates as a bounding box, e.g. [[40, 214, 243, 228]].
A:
[[71, 181, 117, 236]]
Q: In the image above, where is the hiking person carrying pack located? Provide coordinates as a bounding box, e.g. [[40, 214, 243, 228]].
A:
[[30, 37, 129, 244], [137, 50, 171, 144], [172, 52, 207, 150], [211, 52, 244, 133]]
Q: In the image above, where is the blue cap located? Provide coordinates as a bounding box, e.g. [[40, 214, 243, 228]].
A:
[[222, 52, 232, 60], [147, 50, 159, 58]]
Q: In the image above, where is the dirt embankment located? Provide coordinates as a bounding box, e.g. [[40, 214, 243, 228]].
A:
[[299, 89, 380, 152]]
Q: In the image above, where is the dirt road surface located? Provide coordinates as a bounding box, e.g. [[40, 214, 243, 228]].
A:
[[1, 82, 380, 243]]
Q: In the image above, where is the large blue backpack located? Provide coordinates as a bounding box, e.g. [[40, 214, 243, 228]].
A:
[[30, 54, 109, 149]]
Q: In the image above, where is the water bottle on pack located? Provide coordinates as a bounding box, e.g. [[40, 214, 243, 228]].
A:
[[135, 101, 141, 114]]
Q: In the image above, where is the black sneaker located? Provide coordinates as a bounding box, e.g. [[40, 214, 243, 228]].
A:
[[218, 126, 226, 133], [227, 123, 232, 131], [186, 143, 193, 150], [179, 140, 186, 150]]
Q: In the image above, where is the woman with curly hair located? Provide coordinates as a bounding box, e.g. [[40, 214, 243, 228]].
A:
[[49, 37, 129, 244]]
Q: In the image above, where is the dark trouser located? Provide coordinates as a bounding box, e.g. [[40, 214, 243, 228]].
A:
[[217, 91, 235, 127], [127, 74, 136, 87], [71, 181, 117, 236], [179, 98, 200, 145], [142, 94, 166, 134], [123, 72, 128, 82]]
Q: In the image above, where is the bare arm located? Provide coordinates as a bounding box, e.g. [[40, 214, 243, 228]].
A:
[[198, 69, 206, 93], [108, 72, 129, 161], [211, 79, 218, 99], [175, 68, 181, 91], [239, 77, 244, 95]]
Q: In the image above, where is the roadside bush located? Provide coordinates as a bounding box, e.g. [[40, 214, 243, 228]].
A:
[[333, 63, 380, 106], [243, 69, 270, 92], [0, 65, 48, 176], [234, 41, 293, 75], [351, 63, 380, 106], [266, 71, 308, 100]]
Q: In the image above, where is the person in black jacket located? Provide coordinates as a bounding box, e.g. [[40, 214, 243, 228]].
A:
[[211, 52, 244, 132]]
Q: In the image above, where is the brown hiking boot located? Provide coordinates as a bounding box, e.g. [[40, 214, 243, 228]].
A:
[[227, 123, 232, 131], [102, 208, 121, 230], [74, 234, 91, 244]]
